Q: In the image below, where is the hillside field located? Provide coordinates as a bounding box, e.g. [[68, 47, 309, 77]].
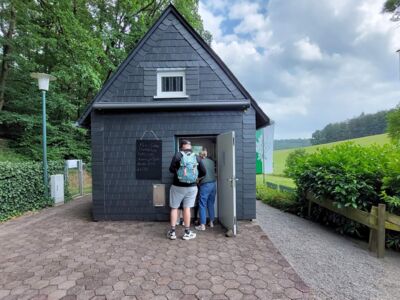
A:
[[273, 133, 390, 175]]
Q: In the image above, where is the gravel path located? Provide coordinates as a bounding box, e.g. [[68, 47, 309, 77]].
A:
[[256, 200, 400, 300]]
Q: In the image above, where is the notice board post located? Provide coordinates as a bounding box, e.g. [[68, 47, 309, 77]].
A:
[[136, 139, 162, 180]]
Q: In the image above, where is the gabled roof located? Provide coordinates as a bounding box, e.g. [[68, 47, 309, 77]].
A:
[[77, 4, 270, 129]]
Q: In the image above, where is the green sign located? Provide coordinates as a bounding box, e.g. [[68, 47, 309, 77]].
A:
[[256, 130, 263, 174]]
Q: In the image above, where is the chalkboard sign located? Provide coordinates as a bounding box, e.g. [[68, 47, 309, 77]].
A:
[[136, 139, 162, 180]]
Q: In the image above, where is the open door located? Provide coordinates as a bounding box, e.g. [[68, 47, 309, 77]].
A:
[[217, 131, 237, 236]]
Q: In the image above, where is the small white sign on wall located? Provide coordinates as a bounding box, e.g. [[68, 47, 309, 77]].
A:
[[66, 159, 79, 169]]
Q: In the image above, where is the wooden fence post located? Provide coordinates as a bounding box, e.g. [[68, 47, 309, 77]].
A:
[[307, 200, 312, 218], [368, 206, 377, 253], [377, 204, 386, 258]]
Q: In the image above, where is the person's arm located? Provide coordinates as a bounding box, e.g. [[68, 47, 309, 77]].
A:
[[169, 153, 180, 174], [197, 157, 207, 179]]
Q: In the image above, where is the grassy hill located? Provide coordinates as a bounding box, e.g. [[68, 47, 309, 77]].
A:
[[273, 133, 390, 175]]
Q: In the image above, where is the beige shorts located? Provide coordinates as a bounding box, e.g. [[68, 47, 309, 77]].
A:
[[169, 185, 198, 208]]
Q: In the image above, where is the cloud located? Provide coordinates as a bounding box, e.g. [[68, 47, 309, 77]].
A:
[[199, 2, 224, 39], [294, 37, 323, 61], [200, 0, 400, 138]]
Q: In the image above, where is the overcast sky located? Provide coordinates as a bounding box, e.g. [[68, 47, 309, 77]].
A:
[[199, 0, 400, 139]]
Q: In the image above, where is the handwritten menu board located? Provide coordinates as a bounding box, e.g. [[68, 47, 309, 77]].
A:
[[136, 139, 162, 180]]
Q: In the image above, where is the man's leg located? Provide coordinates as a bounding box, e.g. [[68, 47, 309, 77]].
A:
[[198, 184, 208, 225], [207, 182, 217, 223], [183, 207, 191, 228], [168, 185, 183, 240], [170, 208, 178, 227], [182, 186, 198, 240]]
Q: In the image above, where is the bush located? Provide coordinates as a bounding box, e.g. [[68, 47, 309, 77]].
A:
[[286, 143, 394, 210], [0, 161, 68, 221], [286, 142, 400, 249], [256, 184, 298, 213], [284, 148, 307, 178], [387, 105, 400, 144]]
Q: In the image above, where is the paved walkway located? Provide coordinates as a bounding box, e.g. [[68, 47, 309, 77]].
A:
[[256, 201, 400, 300], [0, 196, 312, 300]]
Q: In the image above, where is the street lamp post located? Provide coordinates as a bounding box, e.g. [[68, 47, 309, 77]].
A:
[[30, 73, 56, 197]]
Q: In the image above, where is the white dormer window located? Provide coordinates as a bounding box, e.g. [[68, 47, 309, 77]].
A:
[[155, 68, 187, 99]]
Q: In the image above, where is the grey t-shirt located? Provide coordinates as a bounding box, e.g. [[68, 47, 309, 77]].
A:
[[201, 158, 216, 184]]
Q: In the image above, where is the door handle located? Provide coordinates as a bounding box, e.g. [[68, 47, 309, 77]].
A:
[[227, 178, 239, 182]]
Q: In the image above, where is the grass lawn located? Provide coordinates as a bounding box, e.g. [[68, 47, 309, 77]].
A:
[[273, 133, 390, 175], [256, 174, 295, 188], [67, 168, 92, 196]]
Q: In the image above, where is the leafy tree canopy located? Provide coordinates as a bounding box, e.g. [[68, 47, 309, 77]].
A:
[[0, 0, 211, 161], [387, 105, 400, 144], [383, 0, 400, 13]]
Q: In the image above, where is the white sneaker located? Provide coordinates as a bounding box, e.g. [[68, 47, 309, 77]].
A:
[[182, 230, 196, 240], [195, 224, 206, 231], [167, 230, 176, 240], [209, 221, 214, 228]]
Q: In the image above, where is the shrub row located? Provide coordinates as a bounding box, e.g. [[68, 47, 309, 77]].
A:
[[256, 184, 299, 213], [0, 161, 68, 221], [284, 142, 400, 249]]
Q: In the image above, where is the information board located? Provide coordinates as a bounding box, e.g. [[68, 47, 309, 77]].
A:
[[136, 139, 162, 180]]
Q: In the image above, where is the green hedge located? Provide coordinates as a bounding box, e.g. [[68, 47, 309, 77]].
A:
[[0, 161, 68, 221], [256, 184, 299, 213], [285, 142, 400, 249]]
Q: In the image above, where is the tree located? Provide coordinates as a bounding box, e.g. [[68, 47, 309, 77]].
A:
[[0, 0, 211, 161], [383, 0, 400, 13], [387, 105, 400, 143]]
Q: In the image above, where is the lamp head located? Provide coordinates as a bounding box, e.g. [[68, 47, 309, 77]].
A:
[[30, 73, 56, 91]]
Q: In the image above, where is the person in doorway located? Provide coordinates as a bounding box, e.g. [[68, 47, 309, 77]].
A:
[[168, 139, 206, 240], [195, 149, 217, 231]]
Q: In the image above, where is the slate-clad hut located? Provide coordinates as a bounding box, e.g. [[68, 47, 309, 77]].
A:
[[78, 4, 270, 233]]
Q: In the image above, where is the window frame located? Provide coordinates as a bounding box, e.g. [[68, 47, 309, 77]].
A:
[[154, 68, 187, 99]]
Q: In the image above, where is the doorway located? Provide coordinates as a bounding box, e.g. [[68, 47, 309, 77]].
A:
[[176, 133, 237, 235], [176, 136, 218, 217]]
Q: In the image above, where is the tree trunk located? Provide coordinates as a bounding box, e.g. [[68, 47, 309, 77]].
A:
[[0, 5, 16, 111]]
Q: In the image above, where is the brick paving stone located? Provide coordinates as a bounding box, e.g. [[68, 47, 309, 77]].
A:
[[167, 280, 184, 290], [196, 289, 213, 299], [152, 296, 167, 300], [0, 196, 312, 300], [195, 279, 212, 290], [47, 289, 67, 300], [152, 285, 170, 295], [58, 281, 76, 290], [211, 284, 226, 294], [284, 287, 304, 299], [242, 295, 258, 300], [123, 285, 141, 296], [239, 284, 256, 295], [94, 285, 113, 296], [103, 290, 125, 300], [210, 276, 225, 285], [60, 295, 77, 300], [255, 288, 274, 300], [211, 295, 228, 300], [181, 284, 198, 295], [166, 289, 183, 299], [225, 288, 244, 300]]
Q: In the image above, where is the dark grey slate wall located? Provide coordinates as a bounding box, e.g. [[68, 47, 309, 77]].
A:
[[97, 12, 246, 104], [91, 107, 256, 221]]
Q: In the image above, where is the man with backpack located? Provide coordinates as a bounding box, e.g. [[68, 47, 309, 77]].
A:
[[168, 139, 206, 240]]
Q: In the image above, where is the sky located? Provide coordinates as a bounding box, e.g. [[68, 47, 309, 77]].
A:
[[199, 0, 400, 139]]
